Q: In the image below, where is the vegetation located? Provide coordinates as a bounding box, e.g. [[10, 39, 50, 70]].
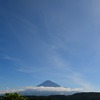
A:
[[1, 92, 100, 100], [23, 92, 100, 100], [2, 93, 26, 100]]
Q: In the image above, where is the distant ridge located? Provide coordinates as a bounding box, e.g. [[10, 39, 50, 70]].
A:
[[37, 80, 61, 87]]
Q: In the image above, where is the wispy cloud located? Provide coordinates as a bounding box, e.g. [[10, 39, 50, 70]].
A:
[[18, 66, 49, 74], [0, 1, 97, 92], [45, 46, 94, 91], [67, 72, 94, 92], [0, 54, 21, 64], [0, 55, 16, 61]]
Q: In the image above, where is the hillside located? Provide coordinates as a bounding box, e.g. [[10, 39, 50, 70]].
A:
[[1, 92, 100, 100], [24, 92, 100, 100]]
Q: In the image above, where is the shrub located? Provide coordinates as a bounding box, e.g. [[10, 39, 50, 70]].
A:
[[2, 93, 26, 100]]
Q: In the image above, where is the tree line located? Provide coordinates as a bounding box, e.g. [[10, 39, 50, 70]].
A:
[[1, 92, 100, 100]]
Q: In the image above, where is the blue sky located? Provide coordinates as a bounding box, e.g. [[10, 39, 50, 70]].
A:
[[0, 0, 100, 91]]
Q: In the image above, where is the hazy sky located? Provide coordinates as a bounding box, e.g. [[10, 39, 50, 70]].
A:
[[0, 0, 100, 91]]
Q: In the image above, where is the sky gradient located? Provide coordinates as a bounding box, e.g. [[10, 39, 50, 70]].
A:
[[0, 0, 100, 91]]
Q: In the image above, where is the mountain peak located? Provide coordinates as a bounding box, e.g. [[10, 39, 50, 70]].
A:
[[37, 80, 61, 87]]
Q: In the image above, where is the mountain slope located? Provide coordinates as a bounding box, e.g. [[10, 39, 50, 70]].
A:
[[37, 80, 61, 87]]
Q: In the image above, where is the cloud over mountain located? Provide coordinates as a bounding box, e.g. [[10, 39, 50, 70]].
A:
[[0, 86, 81, 96], [0, 80, 81, 96]]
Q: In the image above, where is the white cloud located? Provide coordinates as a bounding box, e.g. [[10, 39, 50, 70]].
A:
[[25, 86, 81, 92], [0, 86, 81, 96]]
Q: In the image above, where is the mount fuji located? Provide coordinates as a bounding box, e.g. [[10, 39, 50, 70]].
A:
[[37, 80, 61, 87]]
